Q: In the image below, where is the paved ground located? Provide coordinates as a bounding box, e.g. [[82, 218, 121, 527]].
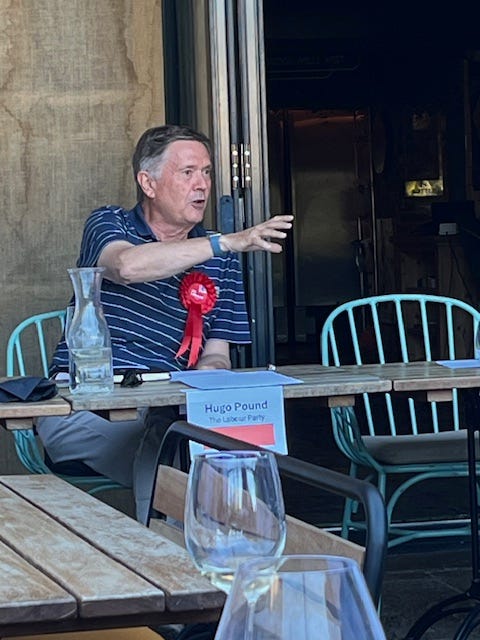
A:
[[382, 542, 476, 639]]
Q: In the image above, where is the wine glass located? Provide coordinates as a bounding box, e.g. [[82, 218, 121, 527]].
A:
[[214, 554, 387, 640], [184, 450, 286, 595]]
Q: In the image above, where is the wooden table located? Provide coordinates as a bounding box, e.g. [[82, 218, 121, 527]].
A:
[[0, 364, 394, 636], [53, 360, 480, 426], [4, 362, 480, 430], [0, 474, 224, 637], [0, 393, 71, 430], [1, 362, 479, 637], [58, 364, 393, 421]]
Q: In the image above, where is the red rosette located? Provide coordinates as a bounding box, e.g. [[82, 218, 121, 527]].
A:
[[175, 272, 217, 367]]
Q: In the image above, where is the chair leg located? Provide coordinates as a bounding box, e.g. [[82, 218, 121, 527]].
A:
[[341, 462, 359, 538], [341, 465, 389, 543], [377, 471, 387, 501], [341, 497, 355, 538]]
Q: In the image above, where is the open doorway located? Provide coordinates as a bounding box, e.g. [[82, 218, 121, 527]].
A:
[[161, 0, 380, 365]]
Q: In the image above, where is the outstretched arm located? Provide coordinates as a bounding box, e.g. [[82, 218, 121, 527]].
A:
[[98, 214, 294, 284]]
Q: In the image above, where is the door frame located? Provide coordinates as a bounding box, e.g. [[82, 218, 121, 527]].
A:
[[163, 0, 275, 366]]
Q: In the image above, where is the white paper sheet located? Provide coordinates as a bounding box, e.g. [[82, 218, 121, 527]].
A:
[[170, 369, 303, 389], [436, 359, 480, 369]]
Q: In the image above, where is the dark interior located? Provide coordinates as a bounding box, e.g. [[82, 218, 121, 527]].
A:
[[261, 2, 480, 364]]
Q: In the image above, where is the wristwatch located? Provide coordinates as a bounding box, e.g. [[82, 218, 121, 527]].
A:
[[208, 233, 228, 257]]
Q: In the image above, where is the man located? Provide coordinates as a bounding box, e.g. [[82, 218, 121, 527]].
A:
[[37, 124, 293, 522]]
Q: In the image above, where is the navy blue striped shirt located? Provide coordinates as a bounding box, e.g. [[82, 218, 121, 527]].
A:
[[51, 204, 251, 373]]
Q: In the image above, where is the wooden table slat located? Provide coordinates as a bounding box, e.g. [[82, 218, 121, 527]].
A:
[[376, 361, 480, 391], [0, 395, 71, 428], [0, 539, 76, 624], [0, 475, 224, 612], [60, 382, 188, 412], [0, 481, 165, 618]]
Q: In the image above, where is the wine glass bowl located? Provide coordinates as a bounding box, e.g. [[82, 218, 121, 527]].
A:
[[184, 450, 286, 594], [214, 554, 387, 640]]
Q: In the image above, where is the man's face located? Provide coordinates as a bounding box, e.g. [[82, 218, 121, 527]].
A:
[[148, 140, 212, 227]]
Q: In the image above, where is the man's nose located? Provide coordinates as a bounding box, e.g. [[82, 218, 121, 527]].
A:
[[194, 171, 209, 189]]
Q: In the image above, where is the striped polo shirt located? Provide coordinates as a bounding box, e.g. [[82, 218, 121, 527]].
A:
[[51, 203, 251, 373]]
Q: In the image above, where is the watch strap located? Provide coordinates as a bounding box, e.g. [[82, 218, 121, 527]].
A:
[[209, 233, 228, 257]]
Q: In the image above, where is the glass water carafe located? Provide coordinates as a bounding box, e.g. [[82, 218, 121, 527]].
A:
[[66, 267, 114, 394]]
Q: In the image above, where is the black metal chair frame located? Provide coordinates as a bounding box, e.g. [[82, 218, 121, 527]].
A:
[[152, 420, 388, 607]]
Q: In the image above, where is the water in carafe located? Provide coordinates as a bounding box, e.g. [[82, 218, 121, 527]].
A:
[[66, 267, 114, 394]]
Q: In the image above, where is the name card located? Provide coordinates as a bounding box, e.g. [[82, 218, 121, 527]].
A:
[[185, 385, 288, 458]]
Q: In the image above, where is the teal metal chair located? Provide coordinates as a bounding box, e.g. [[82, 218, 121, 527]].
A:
[[6, 309, 124, 496], [320, 293, 480, 548]]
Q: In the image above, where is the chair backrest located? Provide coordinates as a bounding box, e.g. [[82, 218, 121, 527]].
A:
[[5, 310, 124, 492], [152, 420, 387, 606], [153, 465, 365, 566], [6, 310, 66, 378], [320, 293, 480, 436]]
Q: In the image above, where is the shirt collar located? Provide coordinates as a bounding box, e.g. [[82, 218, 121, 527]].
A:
[[131, 203, 152, 237], [131, 202, 207, 239]]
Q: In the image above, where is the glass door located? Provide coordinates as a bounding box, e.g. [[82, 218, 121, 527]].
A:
[[163, 0, 274, 367]]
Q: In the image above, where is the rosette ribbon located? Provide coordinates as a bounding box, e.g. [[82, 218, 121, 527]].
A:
[[176, 272, 217, 367]]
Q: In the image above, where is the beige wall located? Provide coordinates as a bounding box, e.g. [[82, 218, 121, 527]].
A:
[[0, 0, 165, 372], [0, 0, 165, 471]]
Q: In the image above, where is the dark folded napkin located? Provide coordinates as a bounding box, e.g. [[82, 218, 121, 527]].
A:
[[0, 377, 57, 403]]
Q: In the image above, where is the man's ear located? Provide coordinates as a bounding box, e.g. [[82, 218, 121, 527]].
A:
[[137, 171, 156, 199]]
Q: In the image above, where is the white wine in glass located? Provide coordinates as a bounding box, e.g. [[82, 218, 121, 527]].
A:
[[184, 450, 286, 594]]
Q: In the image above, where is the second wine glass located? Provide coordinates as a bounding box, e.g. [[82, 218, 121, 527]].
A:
[[214, 554, 387, 640], [184, 450, 286, 594]]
